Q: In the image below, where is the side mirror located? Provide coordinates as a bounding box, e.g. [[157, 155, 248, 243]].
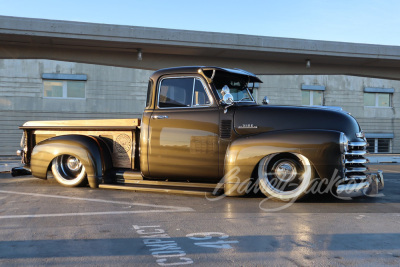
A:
[[262, 96, 269, 105], [222, 93, 234, 105], [221, 85, 230, 97], [220, 93, 234, 113]]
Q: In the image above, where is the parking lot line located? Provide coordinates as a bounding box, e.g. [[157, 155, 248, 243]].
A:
[[0, 190, 194, 211], [0, 189, 194, 219], [0, 209, 189, 219]]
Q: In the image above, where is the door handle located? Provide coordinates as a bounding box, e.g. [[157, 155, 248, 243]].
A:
[[152, 115, 169, 119]]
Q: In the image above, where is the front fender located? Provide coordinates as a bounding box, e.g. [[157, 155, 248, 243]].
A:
[[30, 135, 113, 188], [224, 129, 343, 196]]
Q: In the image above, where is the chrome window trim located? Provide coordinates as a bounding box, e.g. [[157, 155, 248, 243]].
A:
[[237, 87, 256, 103], [156, 76, 214, 109]]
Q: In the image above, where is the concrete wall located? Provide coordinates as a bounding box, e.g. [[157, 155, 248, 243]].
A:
[[257, 74, 400, 152], [1, 59, 399, 155], [0, 59, 152, 155]]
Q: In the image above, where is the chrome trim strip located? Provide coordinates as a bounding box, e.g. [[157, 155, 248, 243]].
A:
[[377, 170, 384, 190], [345, 167, 368, 173], [345, 151, 368, 156], [245, 87, 256, 102], [337, 181, 370, 198], [343, 175, 367, 181], [345, 158, 369, 164], [348, 141, 367, 147]]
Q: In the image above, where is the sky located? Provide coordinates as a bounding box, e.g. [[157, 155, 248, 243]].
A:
[[1, 0, 399, 46]]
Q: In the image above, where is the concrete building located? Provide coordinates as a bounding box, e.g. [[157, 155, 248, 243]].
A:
[[1, 16, 400, 155], [0, 59, 152, 155]]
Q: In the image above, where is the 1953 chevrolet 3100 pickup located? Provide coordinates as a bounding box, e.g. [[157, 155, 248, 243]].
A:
[[12, 66, 384, 201]]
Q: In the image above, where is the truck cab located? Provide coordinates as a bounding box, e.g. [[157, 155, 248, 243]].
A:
[[141, 67, 260, 181]]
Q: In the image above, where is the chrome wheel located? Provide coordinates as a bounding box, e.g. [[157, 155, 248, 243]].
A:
[[273, 160, 298, 183], [52, 155, 87, 187], [258, 153, 314, 201]]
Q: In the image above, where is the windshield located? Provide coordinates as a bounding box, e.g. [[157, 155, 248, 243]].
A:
[[213, 73, 255, 102]]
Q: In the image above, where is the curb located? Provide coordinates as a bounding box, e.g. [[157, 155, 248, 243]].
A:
[[367, 155, 400, 164]]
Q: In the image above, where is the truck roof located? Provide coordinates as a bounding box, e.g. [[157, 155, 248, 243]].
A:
[[150, 66, 262, 83]]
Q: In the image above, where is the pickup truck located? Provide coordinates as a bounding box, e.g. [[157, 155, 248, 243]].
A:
[[12, 66, 384, 201]]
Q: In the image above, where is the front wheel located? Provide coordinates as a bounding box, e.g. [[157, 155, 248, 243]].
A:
[[258, 153, 315, 202], [51, 155, 87, 187]]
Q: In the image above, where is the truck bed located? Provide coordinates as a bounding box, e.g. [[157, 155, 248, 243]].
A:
[[20, 118, 141, 169]]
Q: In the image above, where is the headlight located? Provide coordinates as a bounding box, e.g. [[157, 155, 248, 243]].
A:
[[340, 132, 348, 153]]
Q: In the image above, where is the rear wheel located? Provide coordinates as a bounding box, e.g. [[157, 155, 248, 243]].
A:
[[258, 153, 315, 202], [51, 155, 87, 187]]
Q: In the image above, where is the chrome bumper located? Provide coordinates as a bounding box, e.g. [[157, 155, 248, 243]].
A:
[[336, 170, 384, 198]]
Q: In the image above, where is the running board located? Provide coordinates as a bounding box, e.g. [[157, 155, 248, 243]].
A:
[[113, 170, 143, 181], [99, 181, 224, 196]]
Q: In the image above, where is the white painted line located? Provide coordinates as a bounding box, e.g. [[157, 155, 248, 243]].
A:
[[0, 190, 194, 212], [0, 209, 187, 219]]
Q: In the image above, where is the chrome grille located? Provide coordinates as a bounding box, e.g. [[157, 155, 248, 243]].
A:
[[343, 141, 369, 182]]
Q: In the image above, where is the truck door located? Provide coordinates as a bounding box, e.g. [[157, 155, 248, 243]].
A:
[[148, 76, 220, 181]]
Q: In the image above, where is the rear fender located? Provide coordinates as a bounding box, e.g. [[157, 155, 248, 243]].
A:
[[224, 130, 342, 196], [30, 135, 113, 188]]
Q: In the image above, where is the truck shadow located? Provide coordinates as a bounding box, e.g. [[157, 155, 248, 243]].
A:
[[1, 233, 400, 259]]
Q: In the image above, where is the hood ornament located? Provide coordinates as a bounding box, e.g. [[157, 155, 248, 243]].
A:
[[262, 96, 269, 105]]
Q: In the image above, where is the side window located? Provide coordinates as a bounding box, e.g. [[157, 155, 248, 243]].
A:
[[193, 79, 211, 106], [159, 78, 193, 108], [158, 77, 211, 108]]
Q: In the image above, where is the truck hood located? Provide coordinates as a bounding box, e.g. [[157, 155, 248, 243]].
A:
[[233, 105, 361, 140]]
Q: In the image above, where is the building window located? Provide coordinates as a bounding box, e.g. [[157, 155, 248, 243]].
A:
[[363, 93, 391, 107], [301, 84, 325, 106], [42, 73, 87, 99], [43, 80, 86, 99], [301, 90, 323, 106], [363, 87, 394, 107], [366, 138, 392, 153], [365, 133, 394, 153]]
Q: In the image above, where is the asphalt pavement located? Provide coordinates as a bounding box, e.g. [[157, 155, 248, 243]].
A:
[[0, 165, 399, 266]]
